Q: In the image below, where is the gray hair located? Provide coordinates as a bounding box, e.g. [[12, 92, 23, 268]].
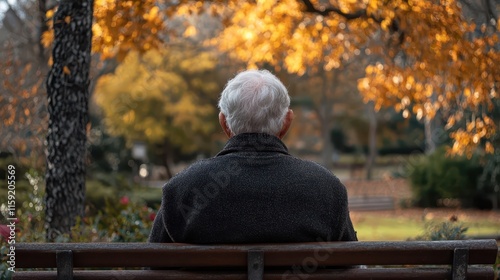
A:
[[218, 70, 290, 136]]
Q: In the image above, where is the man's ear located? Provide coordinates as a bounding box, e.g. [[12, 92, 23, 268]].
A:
[[219, 112, 233, 138], [277, 109, 294, 139]]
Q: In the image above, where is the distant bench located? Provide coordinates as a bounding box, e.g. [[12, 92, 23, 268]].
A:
[[14, 239, 498, 279], [349, 196, 395, 211]]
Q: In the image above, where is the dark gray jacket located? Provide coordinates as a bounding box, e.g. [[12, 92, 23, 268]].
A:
[[149, 133, 357, 244]]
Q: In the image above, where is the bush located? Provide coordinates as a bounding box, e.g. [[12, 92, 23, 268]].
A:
[[0, 171, 158, 243], [0, 173, 159, 278], [0, 245, 13, 280], [69, 196, 156, 242], [411, 216, 468, 241], [408, 147, 485, 208], [85, 179, 118, 213]]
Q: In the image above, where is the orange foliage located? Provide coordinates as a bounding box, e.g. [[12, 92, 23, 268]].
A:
[[40, 0, 499, 156], [44, 0, 166, 61], [0, 46, 47, 165], [172, 0, 500, 156]]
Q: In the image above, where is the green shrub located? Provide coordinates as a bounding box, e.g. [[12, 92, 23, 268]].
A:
[[478, 150, 500, 209], [0, 244, 13, 280], [408, 147, 484, 208], [85, 179, 117, 213], [70, 197, 156, 242], [85, 172, 155, 212], [412, 216, 468, 241], [129, 187, 162, 208]]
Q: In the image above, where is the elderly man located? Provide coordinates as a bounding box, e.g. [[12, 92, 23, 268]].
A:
[[149, 70, 357, 243]]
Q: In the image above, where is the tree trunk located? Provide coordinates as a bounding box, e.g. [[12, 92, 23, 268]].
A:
[[424, 116, 436, 154], [45, 0, 94, 241], [320, 70, 333, 169], [162, 140, 173, 179], [365, 103, 377, 180]]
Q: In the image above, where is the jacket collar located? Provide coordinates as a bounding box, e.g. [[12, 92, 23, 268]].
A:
[[216, 133, 290, 156]]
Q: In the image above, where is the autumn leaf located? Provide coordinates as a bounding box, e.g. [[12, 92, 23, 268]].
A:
[[94, 47, 220, 152]]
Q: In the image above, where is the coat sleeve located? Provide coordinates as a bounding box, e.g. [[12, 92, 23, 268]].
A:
[[148, 208, 173, 243], [340, 212, 358, 241], [334, 179, 358, 241]]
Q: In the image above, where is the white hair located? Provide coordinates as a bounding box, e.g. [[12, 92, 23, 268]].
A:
[[218, 70, 290, 136]]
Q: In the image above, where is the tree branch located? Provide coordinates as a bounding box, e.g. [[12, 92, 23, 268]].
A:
[[299, 0, 379, 21]]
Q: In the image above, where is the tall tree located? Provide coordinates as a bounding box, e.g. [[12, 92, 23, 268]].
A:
[[44, 0, 94, 241], [94, 48, 220, 177], [170, 0, 500, 157], [0, 1, 51, 168]]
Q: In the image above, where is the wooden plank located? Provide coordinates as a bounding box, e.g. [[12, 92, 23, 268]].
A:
[[12, 267, 495, 280], [15, 240, 498, 268]]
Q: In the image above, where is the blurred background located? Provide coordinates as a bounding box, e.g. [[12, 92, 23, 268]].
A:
[[0, 0, 499, 244]]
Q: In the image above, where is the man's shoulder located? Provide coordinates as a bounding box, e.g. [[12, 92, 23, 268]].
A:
[[163, 156, 238, 186], [288, 156, 339, 176], [166, 158, 213, 181]]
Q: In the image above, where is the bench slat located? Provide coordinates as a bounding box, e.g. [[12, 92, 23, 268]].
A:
[[12, 267, 495, 280], [15, 240, 498, 268]]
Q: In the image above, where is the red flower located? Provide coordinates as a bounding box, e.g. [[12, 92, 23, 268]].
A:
[[149, 212, 156, 221], [120, 196, 130, 206], [0, 225, 9, 241]]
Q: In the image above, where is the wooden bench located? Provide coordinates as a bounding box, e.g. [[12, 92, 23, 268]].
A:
[[14, 239, 498, 280]]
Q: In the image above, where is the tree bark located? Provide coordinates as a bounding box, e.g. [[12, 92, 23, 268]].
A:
[[162, 140, 174, 179], [45, 0, 94, 241], [424, 117, 436, 154], [320, 69, 333, 169], [365, 103, 377, 180]]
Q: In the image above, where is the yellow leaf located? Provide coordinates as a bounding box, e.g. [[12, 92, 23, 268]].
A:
[[381, 18, 391, 30], [149, 6, 159, 18], [63, 66, 71, 75], [183, 26, 197, 37], [41, 30, 54, 48], [464, 88, 471, 97], [46, 9, 54, 19], [485, 142, 494, 154], [64, 16, 71, 24]]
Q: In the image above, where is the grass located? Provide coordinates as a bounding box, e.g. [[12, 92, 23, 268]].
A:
[[354, 216, 422, 241], [353, 212, 500, 241]]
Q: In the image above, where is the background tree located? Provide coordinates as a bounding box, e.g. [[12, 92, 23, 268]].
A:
[[0, 1, 51, 169], [30, 0, 500, 236], [94, 47, 220, 177], [355, 0, 499, 157], [39, 0, 169, 239], [44, 0, 94, 241], [170, 0, 499, 158], [207, 0, 371, 167]]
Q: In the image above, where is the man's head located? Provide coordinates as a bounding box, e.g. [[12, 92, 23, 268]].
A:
[[218, 70, 293, 139]]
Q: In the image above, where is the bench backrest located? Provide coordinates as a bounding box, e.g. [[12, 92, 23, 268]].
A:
[[14, 239, 498, 280]]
